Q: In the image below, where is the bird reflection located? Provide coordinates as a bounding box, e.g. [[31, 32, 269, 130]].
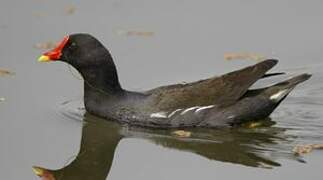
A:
[[33, 113, 294, 180]]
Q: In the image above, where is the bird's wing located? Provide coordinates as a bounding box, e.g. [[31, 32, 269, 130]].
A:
[[145, 59, 278, 111]]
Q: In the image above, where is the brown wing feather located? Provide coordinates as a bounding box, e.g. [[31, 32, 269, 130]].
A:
[[145, 59, 278, 111]]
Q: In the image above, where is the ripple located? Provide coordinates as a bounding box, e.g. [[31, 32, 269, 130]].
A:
[[56, 98, 85, 122]]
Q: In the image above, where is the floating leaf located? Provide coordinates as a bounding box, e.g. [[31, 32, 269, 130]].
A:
[[115, 29, 154, 37], [64, 5, 76, 15], [33, 41, 56, 50], [32, 12, 49, 17], [172, 130, 191, 138], [224, 52, 266, 62], [0, 68, 15, 76], [312, 144, 323, 149], [293, 144, 323, 156], [245, 122, 263, 128]]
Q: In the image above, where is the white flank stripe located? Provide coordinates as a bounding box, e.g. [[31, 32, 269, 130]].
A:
[[150, 105, 216, 118], [181, 106, 200, 115], [195, 105, 215, 113], [168, 109, 182, 118], [150, 112, 168, 118]]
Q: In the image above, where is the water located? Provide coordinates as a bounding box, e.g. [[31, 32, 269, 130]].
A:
[[1, 0, 323, 179]]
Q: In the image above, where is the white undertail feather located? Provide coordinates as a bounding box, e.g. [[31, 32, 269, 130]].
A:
[[270, 89, 292, 102]]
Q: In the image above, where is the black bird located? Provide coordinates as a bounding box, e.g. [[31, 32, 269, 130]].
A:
[[38, 33, 311, 128]]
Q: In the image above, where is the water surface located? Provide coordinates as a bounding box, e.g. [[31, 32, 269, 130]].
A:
[[1, 0, 323, 179]]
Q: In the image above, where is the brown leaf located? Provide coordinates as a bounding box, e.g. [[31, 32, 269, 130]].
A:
[[115, 29, 155, 37], [64, 5, 76, 15], [172, 130, 192, 138], [243, 121, 263, 128], [33, 41, 56, 50], [224, 52, 266, 62], [311, 144, 323, 149], [0, 68, 15, 76], [32, 12, 49, 17], [293, 144, 323, 156]]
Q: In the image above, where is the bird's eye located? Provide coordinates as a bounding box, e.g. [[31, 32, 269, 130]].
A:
[[69, 42, 78, 51]]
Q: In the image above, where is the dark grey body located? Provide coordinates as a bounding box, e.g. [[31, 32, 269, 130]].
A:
[[84, 71, 310, 128], [54, 34, 311, 128]]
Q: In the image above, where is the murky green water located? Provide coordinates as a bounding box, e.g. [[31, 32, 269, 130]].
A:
[[1, 0, 323, 179]]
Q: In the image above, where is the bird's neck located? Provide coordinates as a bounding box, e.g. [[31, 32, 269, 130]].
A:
[[80, 59, 125, 112], [81, 66, 123, 93], [83, 81, 125, 115]]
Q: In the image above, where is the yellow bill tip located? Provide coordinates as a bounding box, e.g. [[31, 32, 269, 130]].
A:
[[38, 55, 50, 62], [32, 166, 45, 176]]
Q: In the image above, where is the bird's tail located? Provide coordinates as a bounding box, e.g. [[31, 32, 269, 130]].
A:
[[262, 73, 312, 103], [223, 73, 312, 126]]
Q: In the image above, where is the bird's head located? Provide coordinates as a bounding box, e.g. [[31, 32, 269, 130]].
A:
[[38, 33, 110, 69]]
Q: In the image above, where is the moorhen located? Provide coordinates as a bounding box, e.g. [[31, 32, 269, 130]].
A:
[[38, 33, 311, 128]]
